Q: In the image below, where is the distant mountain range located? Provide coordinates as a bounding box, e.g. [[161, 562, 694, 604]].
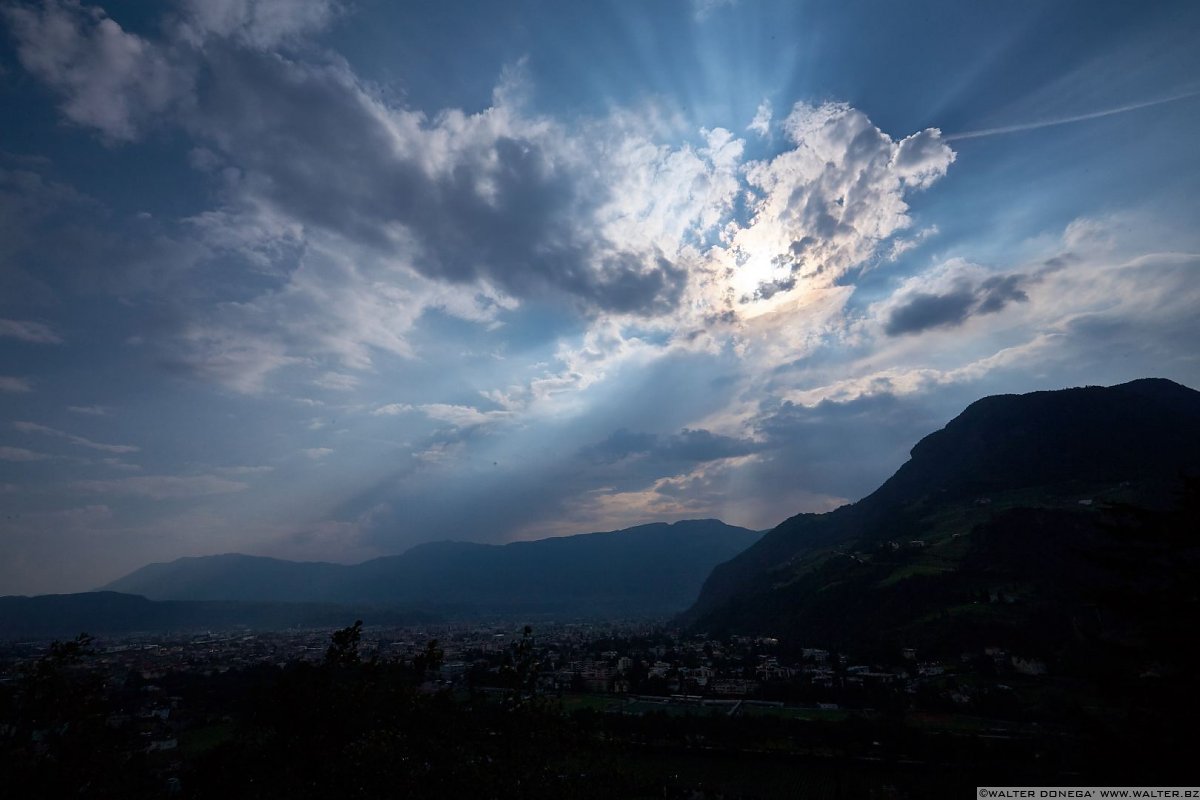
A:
[[99, 519, 761, 618], [0, 592, 434, 640], [683, 378, 1200, 671]]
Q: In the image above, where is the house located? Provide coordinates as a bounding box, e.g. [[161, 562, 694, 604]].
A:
[[1011, 656, 1047, 676]]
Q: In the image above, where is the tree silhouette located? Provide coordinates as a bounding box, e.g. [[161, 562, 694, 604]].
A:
[[325, 619, 363, 666]]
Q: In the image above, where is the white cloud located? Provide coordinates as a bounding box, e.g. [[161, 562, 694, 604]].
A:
[[747, 100, 772, 137], [371, 402, 511, 429], [416, 403, 512, 428], [14, 420, 139, 453], [67, 405, 111, 416], [215, 464, 275, 476], [371, 403, 411, 417], [101, 457, 141, 472], [0, 318, 62, 343], [705, 102, 955, 318], [303, 447, 333, 460]]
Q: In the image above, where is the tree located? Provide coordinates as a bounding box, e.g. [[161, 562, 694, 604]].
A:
[[411, 638, 444, 679], [325, 620, 363, 667]]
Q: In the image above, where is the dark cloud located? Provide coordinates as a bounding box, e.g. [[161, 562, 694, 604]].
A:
[[883, 290, 976, 336], [187, 50, 688, 315], [884, 272, 1032, 336], [975, 274, 1029, 313]]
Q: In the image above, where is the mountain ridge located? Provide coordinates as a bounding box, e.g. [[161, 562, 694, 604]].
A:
[[682, 378, 1200, 663], [103, 518, 761, 617]]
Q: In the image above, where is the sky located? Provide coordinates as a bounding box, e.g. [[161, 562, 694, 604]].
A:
[[1, 0, 1198, 595]]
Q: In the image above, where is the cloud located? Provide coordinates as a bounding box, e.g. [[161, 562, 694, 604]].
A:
[[873, 260, 1041, 338], [13, 420, 140, 453], [747, 100, 772, 138], [7, 3, 957, 399], [0, 318, 62, 343], [581, 427, 760, 465], [162, 322, 299, 393], [944, 89, 1200, 141], [73, 474, 247, 499], [313, 371, 359, 391], [0, 376, 32, 393], [101, 457, 141, 472], [371, 403, 410, 417], [0, 446, 50, 461], [303, 447, 333, 460], [175, 0, 343, 50], [67, 405, 111, 416], [182, 50, 725, 317], [2, 0, 192, 142], [884, 290, 977, 335], [215, 464, 275, 476], [707, 102, 955, 316], [415, 403, 512, 429]]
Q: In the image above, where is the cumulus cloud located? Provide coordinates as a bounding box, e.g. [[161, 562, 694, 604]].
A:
[[707, 102, 954, 315], [0, 318, 62, 343]]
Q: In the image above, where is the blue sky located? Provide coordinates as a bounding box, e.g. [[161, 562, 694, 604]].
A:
[[1, 0, 1198, 594]]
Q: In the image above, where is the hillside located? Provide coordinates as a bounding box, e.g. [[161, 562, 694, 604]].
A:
[[104, 519, 761, 618], [683, 378, 1200, 667]]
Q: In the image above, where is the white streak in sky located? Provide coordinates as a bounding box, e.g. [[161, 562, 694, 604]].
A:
[[944, 89, 1200, 141]]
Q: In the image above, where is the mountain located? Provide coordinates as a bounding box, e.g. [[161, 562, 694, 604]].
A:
[[0, 592, 431, 640], [683, 378, 1200, 666], [103, 519, 761, 617]]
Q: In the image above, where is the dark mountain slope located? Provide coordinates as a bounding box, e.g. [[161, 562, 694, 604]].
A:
[[105, 519, 761, 617], [684, 379, 1200, 662]]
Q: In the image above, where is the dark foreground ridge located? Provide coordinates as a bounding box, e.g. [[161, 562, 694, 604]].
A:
[[684, 378, 1200, 664]]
